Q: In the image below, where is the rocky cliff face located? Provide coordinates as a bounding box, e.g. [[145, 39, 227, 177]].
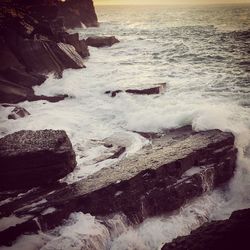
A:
[[0, 0, 97, 104]]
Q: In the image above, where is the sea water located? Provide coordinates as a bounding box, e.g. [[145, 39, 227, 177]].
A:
[[0, 4, 250, 250]]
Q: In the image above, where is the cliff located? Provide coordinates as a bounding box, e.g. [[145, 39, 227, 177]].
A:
[[0, 0, 98, 104]]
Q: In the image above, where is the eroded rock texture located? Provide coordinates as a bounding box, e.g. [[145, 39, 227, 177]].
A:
[[162, 208, 250, 250], [0, 0, 97, 103], [0, 127, 237, 246], [0, 130, 76, 190]]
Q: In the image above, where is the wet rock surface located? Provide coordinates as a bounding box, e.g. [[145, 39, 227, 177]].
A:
[[162, 208, 250, 250], [105, 83, 167, 97], [0, 126, 237, 246], [86, 36, 120, 47], [0, 0, 97, 104], [0, 130, 76, 191], [7, 105, 30, 120]]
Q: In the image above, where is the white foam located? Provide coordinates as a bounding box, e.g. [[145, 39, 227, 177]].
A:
[[0, 4, 249, 250]]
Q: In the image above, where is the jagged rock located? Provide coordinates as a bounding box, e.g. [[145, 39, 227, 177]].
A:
[[60, 32, 90, 58], [0, 127, 237, 245], [0, 67, 46, 88], [0, 75, 68, 104], [162, 208, 250, 250], [105, 83, 167, 97], [86, 36, 120, 48], [7, 106, 30, 120], [0, 76, 32, 103], [12, 38, 85, 75], [58, 0, 98, 28], [0, 130, 76, 191]]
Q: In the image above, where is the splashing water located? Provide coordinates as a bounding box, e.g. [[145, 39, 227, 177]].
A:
[[0, 4, 250, 250]]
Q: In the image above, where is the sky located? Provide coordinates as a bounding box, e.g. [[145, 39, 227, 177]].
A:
[[94, 0, 250, 5]]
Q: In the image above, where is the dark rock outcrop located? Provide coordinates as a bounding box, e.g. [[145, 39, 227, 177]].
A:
[[0, 74, 68, 104], [59, 32, 90, 58], [0, 0, 98, 104], [0, 130, 76, 191], [7, 106, 30, 120], [57, 0, 99, 28], [162, 208, 250, 250], [105, 83, 167, 97], [0, 127, 237, 245], [86, 36, 120, 48], [0, 68, 46, 88], [10, 38, 85, 76]]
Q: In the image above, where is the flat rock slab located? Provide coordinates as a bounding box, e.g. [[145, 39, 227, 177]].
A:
[[0, 127, 237, 246], [0, 130, 76, 191], [105, 83, 167, 97], [86, 36, 120, 47], [162, 208, 250, 250]]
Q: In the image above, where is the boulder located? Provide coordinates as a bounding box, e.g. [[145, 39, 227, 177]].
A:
[[59, 32, 90, 58], [162, 208, 250, 250], [0, 130, 76, 191], [86, 36, 120, 48], [0, 127, 237, 245], [7, 106, 30, 120], [105, 83, 167, 97]]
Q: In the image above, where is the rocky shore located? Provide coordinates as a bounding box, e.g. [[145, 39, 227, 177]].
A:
[[162, 208, 250, 250], [0, 0, 119, 105], [0, 126, 237, 246], [0, 1, 246, 249]]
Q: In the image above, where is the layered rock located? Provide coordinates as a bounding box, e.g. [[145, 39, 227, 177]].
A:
[[105, 83, 167, 97], [0, 74, 69, 104], [0, 0, 97, 104], [0, 130, 76, 190], [86, 36, 120, 48], [59, 32, 90, 58], [162, 208, 250, 250], [0, 127, 237, 245]]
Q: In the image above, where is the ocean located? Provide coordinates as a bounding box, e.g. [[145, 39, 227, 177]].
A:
[[0, 4, 250, 250]]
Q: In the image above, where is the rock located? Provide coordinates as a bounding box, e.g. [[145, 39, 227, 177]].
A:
[[27, 94, 69, 103], [0, 130, 76, 191], [0, 75, 68, 104], [7, 106, 30, 120], [161, 208, 250, 250], [105, 83, 167, 97], [0, 37, 24, 71], [57, 0, 99, 28], [0, 67, 46, 88], [86, 36, 120, 48], [11, 38, 85, 75], [60, 32, 90, 58], [0, 127, 237, 245], [0, 76, 32, 103]]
